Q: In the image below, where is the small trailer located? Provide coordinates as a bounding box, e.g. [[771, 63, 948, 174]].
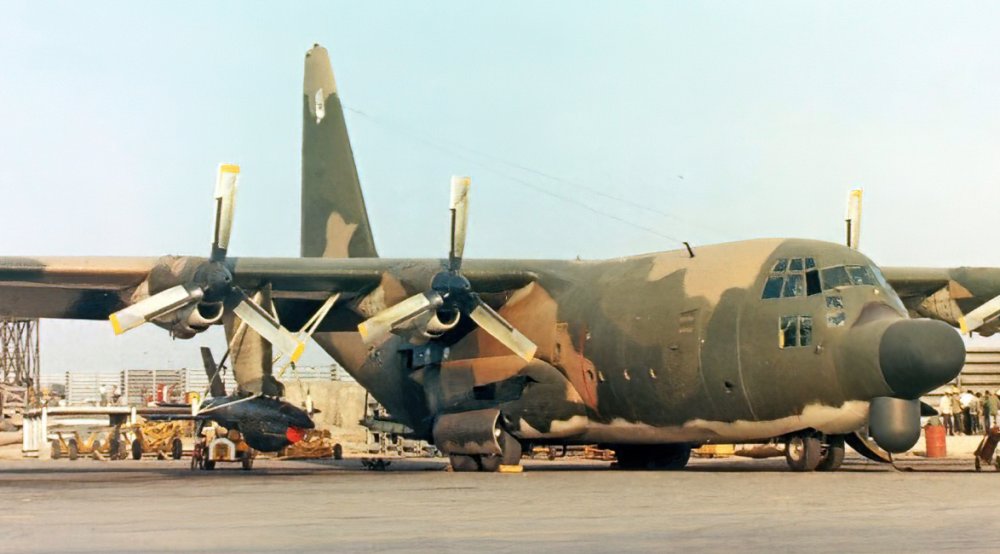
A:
[[190, 426, 255, 471]]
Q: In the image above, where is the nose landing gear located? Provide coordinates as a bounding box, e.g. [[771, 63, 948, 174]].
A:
[[785, 433, 845, 472]]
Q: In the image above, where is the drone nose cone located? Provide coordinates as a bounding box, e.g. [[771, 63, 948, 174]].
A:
[[879, 319, 965, 399]]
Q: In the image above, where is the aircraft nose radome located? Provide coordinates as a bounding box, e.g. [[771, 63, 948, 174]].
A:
[[878, 319, 966, 399]]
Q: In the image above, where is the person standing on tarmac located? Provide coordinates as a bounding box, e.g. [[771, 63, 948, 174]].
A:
[[987, 391, 1000, 431], [961, 390, 976, 435], [940, 393, 955, 436], [953, 392, 966, 434], [970, 392, 983, 435]]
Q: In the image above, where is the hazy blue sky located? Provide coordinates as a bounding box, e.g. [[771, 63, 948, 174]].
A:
[[3, 2, 1000, 373]]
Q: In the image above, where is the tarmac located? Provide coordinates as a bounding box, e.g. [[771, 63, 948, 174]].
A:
[[1, 453, 1000, 553]]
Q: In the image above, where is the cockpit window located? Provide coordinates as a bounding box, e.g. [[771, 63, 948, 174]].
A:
[[847, 265, 876, 286], [822, 265, 878, 290], [763, 276, 784, 299], [763, 256, 821, 299], [782, 274, 804, 298], [805, 270, 821, 296], [821, 266, 851, 289]]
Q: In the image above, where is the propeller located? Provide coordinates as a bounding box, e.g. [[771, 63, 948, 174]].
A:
[[109, 164, 305, 362], [357, 176, 537, 361]]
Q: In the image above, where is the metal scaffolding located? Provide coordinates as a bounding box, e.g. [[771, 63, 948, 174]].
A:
[[0, 318, 39, 388]]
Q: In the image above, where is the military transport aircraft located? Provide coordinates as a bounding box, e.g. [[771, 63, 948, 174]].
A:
[[1, 44, 997, 472]]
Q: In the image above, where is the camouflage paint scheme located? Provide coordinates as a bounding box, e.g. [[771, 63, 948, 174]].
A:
[[0, 45, 986, 467]]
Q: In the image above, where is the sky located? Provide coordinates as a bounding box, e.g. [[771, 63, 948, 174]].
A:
[[3, 1, 1000, 373]]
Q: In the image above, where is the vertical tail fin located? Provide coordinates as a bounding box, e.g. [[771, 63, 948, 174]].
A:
[[301, 44, 378, 258]]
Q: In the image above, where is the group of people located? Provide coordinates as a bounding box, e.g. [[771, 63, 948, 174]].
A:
[[938, 388, 1000, 436]]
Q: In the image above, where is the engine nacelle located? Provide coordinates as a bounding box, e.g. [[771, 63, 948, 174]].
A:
[[158, 301, 224, 339], [392, 310, 461, 345], [423, 310, 460, 338]]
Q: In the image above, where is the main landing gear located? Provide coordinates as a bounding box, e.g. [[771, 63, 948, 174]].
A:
[[449, 429, 523, 472], [785, 433, 845, 472]]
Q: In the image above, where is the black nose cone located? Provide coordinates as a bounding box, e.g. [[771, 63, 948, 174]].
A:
[[879, 319, 965, 399]]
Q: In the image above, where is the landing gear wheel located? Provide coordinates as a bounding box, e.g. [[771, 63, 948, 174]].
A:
[[499, 429, 523, 466], [478, 455, 502, 472], [786, 435, 822, 472], [131, 439, 143, 460], [817, 436, 845, 472], [449, 454, 479, 472], [50, 439, 61, 459], [67, 439, 79, 461], [109, 438, 122, 460], [240, 449, 254, 471], [333, 443, 343, 460], [203, 459, 216, 471], [171, 438, 183, 460]]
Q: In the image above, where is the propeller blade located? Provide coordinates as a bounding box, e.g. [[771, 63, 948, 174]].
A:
[[358, 292, 442, 344], [469, 299, 537, 362], [449, 176, 470, 272], [228, 289, 306, 362], [109, 284, 202, 335], [211, 163, 240, 262], [959, 294, 1000, 334], [200, 347, 227, 398], [845, 188, 862, 250]]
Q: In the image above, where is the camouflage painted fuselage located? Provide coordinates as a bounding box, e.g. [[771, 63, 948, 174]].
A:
[[311, 237, 910, 447]]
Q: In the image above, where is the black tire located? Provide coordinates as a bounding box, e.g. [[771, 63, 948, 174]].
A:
[[241, 449, 254, 471], [171, 438, 183, 460], [333, 443, 343, 460], [478, 455, 501, 472], [499, 430, 523, 466], [203, 459, 216, 471], [449, 454, 479, 472], [786, 435, 823, 472], [51, 439, 62, 460], [109, 438, 122, 460], [67, 439, 79, 461], [817, 436, 846, 472], [131, 439, 143, 460]]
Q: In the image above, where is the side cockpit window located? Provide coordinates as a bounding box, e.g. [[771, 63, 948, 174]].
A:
[[763, 257, 820, 299], [779, 315, 813, 348]]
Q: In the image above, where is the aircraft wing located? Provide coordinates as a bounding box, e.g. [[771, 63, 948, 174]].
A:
[[0, 255, 537, 322], [882, 266, 1000, 334]]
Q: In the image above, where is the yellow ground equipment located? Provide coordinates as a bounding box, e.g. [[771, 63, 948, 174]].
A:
[[128, 420, 188, 460], [694, 444, 736, 458], [584, 446, 616, 460], [50, 430, 115, 460], [279, 429, 337, 459], [191, 426, 255, 471]]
